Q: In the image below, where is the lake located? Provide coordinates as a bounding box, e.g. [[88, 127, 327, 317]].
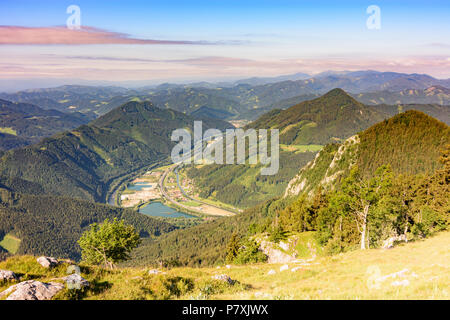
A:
[[139, 202, 195, 218], [127, 182, 155, 191]]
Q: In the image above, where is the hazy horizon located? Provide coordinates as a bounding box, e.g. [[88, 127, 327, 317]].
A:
[[0, 0, 449, 90], [1, 69, 449, 93]]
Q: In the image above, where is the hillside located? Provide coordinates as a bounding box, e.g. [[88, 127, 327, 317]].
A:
[[248, 88, 387, 145], [0, 101, 232, 202], [131, 111, 449, 267], [285, 110, 450, 197], [0, 189, 174, 260], [0, 99, 91, 150], [127, 198, 281, 267], [0, 133, 29, 151], [372, 103, 450, 125], [355, 86, 450, 106], [1, 231, 448, 299], [190, 106, 234, 120], [358, 110, 450, 177], [0, 85, 133, 116], [185, 89, 389, 209], [2, 72, 448, 121]]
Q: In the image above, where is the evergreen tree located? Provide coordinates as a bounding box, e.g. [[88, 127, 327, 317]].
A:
[[225, 232, 240, 263]]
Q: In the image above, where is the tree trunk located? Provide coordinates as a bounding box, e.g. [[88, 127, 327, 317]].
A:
[[360, 205, 369, 250], [361, 223, 367, 250]]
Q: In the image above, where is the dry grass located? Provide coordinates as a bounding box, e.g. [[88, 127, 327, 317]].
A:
[[1, 231, 448, 300]]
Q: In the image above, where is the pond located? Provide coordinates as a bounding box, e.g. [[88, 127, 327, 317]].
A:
[[139, 202, 195, 218], [127, 182, 155, 191]]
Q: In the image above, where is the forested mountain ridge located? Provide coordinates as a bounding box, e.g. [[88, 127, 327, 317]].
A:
[[0, 188, 175, 260], [185, 89, 391, 209], [0, 99, 91, 150], [0, 101, 232, 202], [247, 88, 388, 145], [2, 72, 448, 121], [285, 110, 450, 197], [354, 86, 450, 106], [0, 85, 132, 117], [128, 111, 449, 267]]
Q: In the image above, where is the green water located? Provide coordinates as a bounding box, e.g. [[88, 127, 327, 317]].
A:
[[127, 182, 154, 191], [139, 202, 195, 218]]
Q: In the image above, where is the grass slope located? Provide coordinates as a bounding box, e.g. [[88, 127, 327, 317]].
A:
[[1, 231, 448, 300]]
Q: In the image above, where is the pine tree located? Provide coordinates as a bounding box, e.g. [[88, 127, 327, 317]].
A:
[[225, 232, 240, 263]]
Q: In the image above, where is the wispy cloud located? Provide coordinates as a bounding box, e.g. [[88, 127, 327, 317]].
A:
[[1, 53, 449, 80], [426, 42, 450, 48], [0, 26, 209, 45], [51, 54, 159, 63]]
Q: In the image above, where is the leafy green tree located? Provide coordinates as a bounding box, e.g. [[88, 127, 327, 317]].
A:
[[332, 165, 393, 249], [233, 239, 267, 265], [78, 218, 141, 269]]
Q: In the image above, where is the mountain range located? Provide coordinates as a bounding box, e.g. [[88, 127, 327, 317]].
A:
[[1, 71, 449, 121], [185, 89, 388, 209], [0, 81, 448, 266], [131, 109, 449, 267], [0, 101, 232, 202], [0, 99, 92, 150]]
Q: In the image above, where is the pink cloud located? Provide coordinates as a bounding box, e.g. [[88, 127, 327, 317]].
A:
[[0, 26, 205, 45]]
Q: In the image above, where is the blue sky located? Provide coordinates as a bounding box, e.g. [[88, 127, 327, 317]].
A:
[[0, 0, 449, 84]]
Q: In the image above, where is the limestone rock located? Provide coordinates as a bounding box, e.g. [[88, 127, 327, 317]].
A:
[[213, 274, 234, 284], [391, 279, 410, 287], [148, 269, 162, 275], [62, 274, 89, 289], [0, 280, 64, 300], [280, 264, 289, 272], [382, 234, 407, 249], [37, 256, 60, 268], [0, 270, 18, 281], [259, 240, 296, 264]]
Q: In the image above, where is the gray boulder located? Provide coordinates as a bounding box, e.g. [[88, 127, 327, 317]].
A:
[[0, 280, 64, 300], [212, 274, 234, 284], [62, 274, 89, 289], [382, 234, 408, 249], [37, 256, 60, 268], [0, 270, 18, 281]]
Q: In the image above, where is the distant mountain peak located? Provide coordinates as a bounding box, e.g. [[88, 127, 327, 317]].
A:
[[322, 87, 351, 97], [318, 88, 363, 106]]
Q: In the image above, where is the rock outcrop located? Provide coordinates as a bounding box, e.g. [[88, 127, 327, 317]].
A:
[[37, 256, 60, 268], [0, 270, 18, 281], [259, 240, 297, 264], [212, 274, 234, 284], [382, 234, 408, 249], [0, 280, 64, 300]]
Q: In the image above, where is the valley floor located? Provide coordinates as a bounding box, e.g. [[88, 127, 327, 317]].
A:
[[1, 231, 448, 300]]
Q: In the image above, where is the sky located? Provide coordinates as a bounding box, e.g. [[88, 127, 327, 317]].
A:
[[0, 0, 449, 89]]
